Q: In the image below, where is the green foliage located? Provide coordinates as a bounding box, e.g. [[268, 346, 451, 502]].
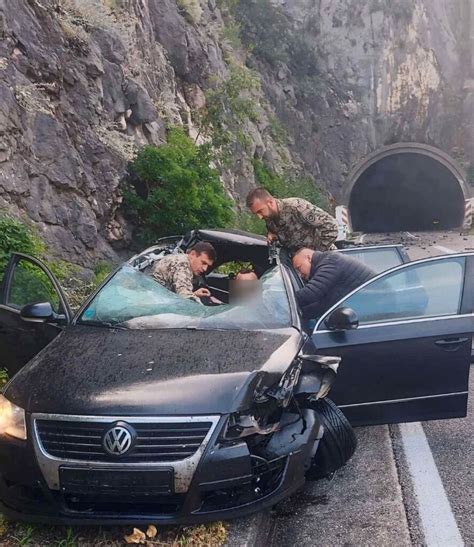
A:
[[253, 160, 327, 209], [233, 0, 320, 79], [9, 260, 60, 312], [216, 0, 240, 13], [57, 527, 78, 547], [268, 114, 288, 145], [214, 261, 253, 275], [93, 261, 114, 285], [233, 211, 266, 235], [202, 63, 261, 161], [0, 213, 44, 277], [11, 524, 36, 547], [176, 0, 203, 24], [234, 0, 290, 66], [124, 127, 235, 244], [221, 20, 243, 50], [0, 369, 8, 387]]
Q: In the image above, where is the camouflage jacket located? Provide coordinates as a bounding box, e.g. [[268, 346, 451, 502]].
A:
[[266, 198, 338, 252], [151, 254, 196, 299]]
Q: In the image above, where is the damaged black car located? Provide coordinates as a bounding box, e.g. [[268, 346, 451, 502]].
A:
[[0, 229, 471, 525]]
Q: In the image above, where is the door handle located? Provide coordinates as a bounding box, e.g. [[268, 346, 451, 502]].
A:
[[435, 337, 469, 348]]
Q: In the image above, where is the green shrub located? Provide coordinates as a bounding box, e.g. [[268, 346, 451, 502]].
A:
[[0, 213, 45, 277], [124, 127, 235, 244]]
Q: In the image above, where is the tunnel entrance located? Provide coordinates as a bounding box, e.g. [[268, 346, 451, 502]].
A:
[[348, 145, 467, 233]]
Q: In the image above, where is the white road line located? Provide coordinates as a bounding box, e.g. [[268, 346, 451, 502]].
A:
[[404, 231, 419, 239], [399, 422, 464, 546], [434, 245, 457, 255]]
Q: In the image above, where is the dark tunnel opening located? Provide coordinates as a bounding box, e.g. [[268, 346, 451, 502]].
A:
[[349, 153, 466, 232]]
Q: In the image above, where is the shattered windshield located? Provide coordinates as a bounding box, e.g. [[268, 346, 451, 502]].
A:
[[78, 266, 291, 330]]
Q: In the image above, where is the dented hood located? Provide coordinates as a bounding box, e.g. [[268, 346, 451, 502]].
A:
[[5, 326, 302, 415]]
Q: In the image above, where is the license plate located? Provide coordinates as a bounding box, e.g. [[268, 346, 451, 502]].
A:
[[60, 467, 174, 495]]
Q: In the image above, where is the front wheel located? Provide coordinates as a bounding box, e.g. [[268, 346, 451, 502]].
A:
[[306, 398, 357, 480]]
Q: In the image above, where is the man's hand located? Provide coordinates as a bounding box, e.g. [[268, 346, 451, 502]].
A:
[[193, 288, 211, 298], [267, 232, 278, 243]]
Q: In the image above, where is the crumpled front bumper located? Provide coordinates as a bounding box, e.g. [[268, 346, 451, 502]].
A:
[[0, 410, 323, 525]]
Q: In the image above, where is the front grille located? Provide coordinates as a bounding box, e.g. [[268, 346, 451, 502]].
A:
[[200, 456, 287, 512], [35, 419, 213, 463]]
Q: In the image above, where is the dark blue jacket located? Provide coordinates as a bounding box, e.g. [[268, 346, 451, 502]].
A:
[[296, 251, 375, 319]]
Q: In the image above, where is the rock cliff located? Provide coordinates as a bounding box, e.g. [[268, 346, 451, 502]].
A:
[[0, 0, 471, 267]]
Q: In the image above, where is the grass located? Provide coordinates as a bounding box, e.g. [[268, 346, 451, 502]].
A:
[[0, 519, 227, 546]]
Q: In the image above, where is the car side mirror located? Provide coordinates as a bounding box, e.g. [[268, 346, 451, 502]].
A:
[[325, 307, 359, 331], [20, 302, 64, 323]]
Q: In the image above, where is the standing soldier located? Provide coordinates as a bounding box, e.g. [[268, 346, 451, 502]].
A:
[[246, 188, 338, 252], [152, 242, 216, 301]]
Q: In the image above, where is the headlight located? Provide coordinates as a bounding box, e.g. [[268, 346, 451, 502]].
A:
[[0, 395, 27, 440]]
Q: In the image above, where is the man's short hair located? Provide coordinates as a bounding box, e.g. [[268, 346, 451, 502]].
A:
[[246, 187, 273, 208], [292, 247, 310, 258], [188, 241, 216, 262]]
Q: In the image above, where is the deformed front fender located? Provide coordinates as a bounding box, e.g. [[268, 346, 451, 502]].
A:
[[294, 356, 340, 401]]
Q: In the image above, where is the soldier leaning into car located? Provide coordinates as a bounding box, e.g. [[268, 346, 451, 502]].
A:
[[151, 242, 216, 301], [246, 188, 338, 253]]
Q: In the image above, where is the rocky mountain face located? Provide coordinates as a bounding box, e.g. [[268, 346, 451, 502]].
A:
[[0, 0, 472, 268]]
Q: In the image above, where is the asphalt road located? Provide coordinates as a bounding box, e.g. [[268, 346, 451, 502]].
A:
[[235, 230, 473, 547]]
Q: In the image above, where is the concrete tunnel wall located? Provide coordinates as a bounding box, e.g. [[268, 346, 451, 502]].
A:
[[345, 144, 469, 233]]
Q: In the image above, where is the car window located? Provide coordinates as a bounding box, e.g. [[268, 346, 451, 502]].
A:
[[322, 257, 465, 326], [7, 258, 60, 312], [338, 247, 403, 273], [79, 265, 291, 330]]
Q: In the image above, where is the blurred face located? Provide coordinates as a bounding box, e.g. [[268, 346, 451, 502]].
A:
[[292, 252, 313, 281], [188, 251, 214, 276], [249, 197, 279, 220], [230, 272, 261, 303]]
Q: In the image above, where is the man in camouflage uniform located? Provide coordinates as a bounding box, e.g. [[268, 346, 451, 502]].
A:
[[246, 188, 338, 253], [152, 242, 216, 301]]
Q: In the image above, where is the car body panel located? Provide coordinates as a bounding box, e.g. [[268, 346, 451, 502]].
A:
[[4, 326, 301, 415]]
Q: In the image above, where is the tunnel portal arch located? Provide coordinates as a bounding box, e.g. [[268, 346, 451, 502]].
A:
[[346, 143, 469, 233]]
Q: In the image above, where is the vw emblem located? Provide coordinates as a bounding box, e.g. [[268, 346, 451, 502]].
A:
[[102, 422, 136, 456]]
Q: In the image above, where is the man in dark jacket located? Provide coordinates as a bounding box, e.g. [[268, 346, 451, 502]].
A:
[[292, 248, 376, 320]]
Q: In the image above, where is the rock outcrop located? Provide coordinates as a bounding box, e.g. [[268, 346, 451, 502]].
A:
[[0, 0, 471, 267]]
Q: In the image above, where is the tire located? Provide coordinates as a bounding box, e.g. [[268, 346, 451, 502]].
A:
[[306, 398, 357, 480]]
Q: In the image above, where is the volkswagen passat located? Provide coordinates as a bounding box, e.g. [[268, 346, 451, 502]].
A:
[[0, 230, 471, 524]]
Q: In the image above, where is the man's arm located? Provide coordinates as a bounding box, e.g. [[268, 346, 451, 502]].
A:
[[297, 201, 338, 250], [296, 260, 340, 319], [172, 264, 196, 299]]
